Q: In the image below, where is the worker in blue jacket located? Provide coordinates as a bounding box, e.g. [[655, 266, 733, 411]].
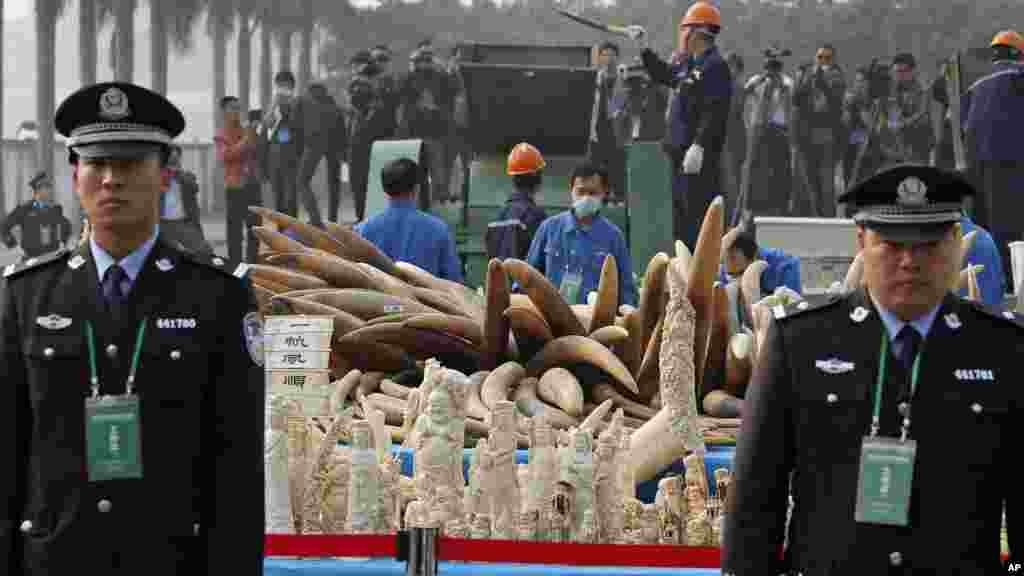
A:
[[355, 157, 463, 282], [722, 232, 801, 295], [628, 1, 733, 251], [526, 161, 636, 306], [959, 214, 1006, 306], [963, 30, 1024, 278]]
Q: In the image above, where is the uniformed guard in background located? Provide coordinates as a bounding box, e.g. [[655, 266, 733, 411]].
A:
[[630, 1, 733, 250], [724, 164, 1020, 576], [0, 82, 264, 575], [1, 171, 72, 260], [964, 30, 1024, 280]]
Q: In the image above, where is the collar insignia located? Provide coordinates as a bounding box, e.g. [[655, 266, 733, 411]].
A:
[[68, 254, 85, 270], [944, 313, 962, 330], [99, 86, 131, 120], [156, 258, 175, 272], [3, 263, 14, 277], [816, 358, 855, 375], [850, 306, 869, 323], [36, 314, 72, 330]]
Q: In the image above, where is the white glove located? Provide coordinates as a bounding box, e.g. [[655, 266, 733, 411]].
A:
[[682, 144, 704, 175]]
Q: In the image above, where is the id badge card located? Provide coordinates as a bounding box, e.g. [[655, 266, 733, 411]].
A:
[[559, 271, 583, 304], [277, 127, 291, 143], [85, 395, 143, 482], [855, 436, 916, 526]]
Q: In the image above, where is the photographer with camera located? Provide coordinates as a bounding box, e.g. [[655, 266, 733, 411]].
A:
[[881, 53, 932, 166], [741, 47, 794, 216], [792, 43, 846, 217]]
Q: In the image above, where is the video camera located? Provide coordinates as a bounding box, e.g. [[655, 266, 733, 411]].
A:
[[866, 58, 892, 100], [763, 47, 791, 72]]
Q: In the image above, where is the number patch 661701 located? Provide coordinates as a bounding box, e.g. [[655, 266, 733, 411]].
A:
[[157, 318, 197, 329]]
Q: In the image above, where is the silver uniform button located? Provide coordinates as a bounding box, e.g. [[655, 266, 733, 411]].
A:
[[971, 402, 982, 414], [43, 347, 55, 359], [106, 344, 118, 358], [826, 393, 838, 404], [889, 551, 902, 566], [194, 523, 200, 536], [97, 499, 112, 513], [20, 520, 32, 533], [170, 349, 182, 360]]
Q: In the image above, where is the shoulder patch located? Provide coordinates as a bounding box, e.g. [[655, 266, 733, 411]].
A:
[[965, 300, 1024, 329], [2, 248, 70, 280], [776, 295, 842, 322], [181, 250, 249, 280]]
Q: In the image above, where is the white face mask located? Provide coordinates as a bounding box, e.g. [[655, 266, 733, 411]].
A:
[[275, 87, 294, 99], [572, 195, 602, 219]]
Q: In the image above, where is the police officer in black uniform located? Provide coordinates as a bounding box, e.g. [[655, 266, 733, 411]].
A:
[[723, 164, 1020, 575], [0, 82, 264, 575], [1, 171, 72, 260]]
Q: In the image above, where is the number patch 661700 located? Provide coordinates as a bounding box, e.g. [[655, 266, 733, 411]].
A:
[[157, 318, 198, 329]]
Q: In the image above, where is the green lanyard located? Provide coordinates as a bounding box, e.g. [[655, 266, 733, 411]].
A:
[[871, 330, 923, 441], [85, 319, 148, 397]]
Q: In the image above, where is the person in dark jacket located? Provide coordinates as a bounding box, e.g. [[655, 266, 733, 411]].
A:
[[346, 75, 393, 222], [160, 145, 212, 255], [262, 71, 303, 217], [397, 43, 454, 203], [487, 143, 549, 261], [1, 171, 72, 260], [295, 83, 348, 227], [629, 1, 733, 250]]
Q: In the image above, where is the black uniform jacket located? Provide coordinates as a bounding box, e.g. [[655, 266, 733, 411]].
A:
[[723, 288, 1020, 576], [0, 238, 264, 575]]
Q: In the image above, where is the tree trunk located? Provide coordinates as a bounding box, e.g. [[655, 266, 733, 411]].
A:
[[212, 17, 227, 213], [0, 0, 4, 214], [260, 22, 272, 109], [237, 9, 253, 114], [298, 1, 313, 90], [35, 1, 56, 191], [114, 0, 136, 82], [278, 28, 293, 75], [150, 0, 168, 95]]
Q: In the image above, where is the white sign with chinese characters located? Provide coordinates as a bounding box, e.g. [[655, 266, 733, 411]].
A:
[[264, 315, 335, 418], [266, 370, 332, 418]]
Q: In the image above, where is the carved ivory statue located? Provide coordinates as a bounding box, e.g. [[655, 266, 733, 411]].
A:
[[518, 509, 539, 541], [640, 504, 660, 543], [464, 438, 485, 518], [487, 401, 520, 534], [378, 453, 401, 532], [549, 481, 574, 543], [578, 509, 598, 543], [713, 468, 733, 546], [471, 513, 492, 540], [286, 401, 313, 533], [618, 432, 636, 501], [558, 428, 595, 539], [266, 395, 293, 533], [655, 475, 684, 544], [594, 433, 622, 544], [328, 445, 352, 533], [347, 420, 381, 533], [683, 452, 712, 545], [413, 375, 461, 528], [302, 408, 353, 534], [527, 417, 558, 538]]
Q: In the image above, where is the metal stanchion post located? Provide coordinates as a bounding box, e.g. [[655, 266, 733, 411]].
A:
[[421, 527, 439, 576]]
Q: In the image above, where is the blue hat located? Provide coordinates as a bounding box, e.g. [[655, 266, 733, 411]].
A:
[[838, 164, 973, 242], [55, 82, 184, 160]]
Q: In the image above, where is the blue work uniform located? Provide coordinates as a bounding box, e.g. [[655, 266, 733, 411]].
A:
[[641, 46, 733, 250], [719, 247, 802, 294], [959, 215, 1006, 306], [963, 60, 1024, 277], [355, 197, 463, 282], [525, 211, 636, 306]]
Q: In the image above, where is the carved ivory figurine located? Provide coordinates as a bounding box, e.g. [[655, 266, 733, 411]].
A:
[[302, 408, 353, 535], [347, 420, 381, 533], [487, 401, 520, 533], [286, 401, 313, 533], [528, 418, 558, 538], [471, 513, 492, 540], [713, 468, 733, 545], [683, 452, 712, 545], [594, 433, 622, 544], [266, 395, 293, 533], [578, 509, 598, 543], [640, 504, 660, 544], [518, 509, 540, 541], [559, 428, 595, 539], [413, 378, 461, 528], [464, 438, 485, 518], [655, 475, 684, 544], [549, 481, 575, 543]]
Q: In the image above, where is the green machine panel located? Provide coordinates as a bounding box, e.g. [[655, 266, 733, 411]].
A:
[[626, 141, 675, 277]]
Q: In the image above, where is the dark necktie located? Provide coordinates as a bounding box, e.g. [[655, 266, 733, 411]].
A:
[[102, 264, 127, 308], [895, 325, 922, 373]]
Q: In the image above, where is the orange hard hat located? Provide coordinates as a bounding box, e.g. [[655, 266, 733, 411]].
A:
[[680, 2, 721, 32], [991, 30, 1024, 52], [507, 142, 546, 176]]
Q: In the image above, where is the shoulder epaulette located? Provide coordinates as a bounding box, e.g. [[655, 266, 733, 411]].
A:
[[965, 299, 1024, 329], [774, 294, 842, 321], [181, 250, 250, 280], [2, 248, 70, 279]]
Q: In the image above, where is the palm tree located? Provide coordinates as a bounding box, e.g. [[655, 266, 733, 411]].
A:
[[149, 0, 203, 96], [237, 0, 258, 114], [99, 0, 137, 81], [35, 0, 68, 190]]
